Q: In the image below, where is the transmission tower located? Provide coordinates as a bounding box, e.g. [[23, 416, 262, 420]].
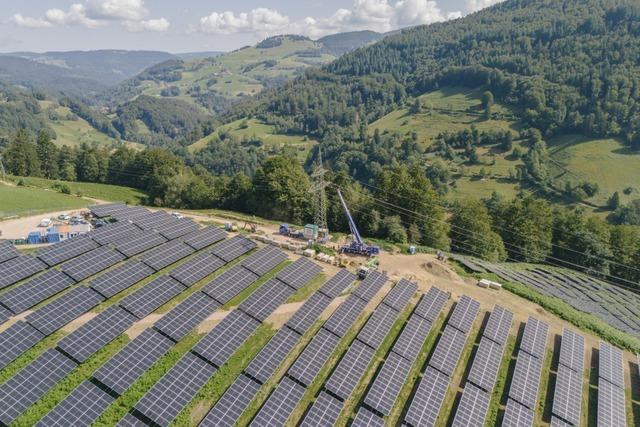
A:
[[311, 149, 328, 233]]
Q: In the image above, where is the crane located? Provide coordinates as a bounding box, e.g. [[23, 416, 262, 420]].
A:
[[336, 188, 380, 257]]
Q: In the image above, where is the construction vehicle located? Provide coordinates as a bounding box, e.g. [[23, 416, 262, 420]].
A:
[[336, 188, 380, 257], [357, 256, 380, 279], [279, 224, 304, 239]]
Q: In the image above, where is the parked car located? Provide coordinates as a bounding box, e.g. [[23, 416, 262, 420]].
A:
[[39, 218, 52, 227], [58, 214, 71, 221]]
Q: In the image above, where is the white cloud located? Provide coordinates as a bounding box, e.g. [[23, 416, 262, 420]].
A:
[[198, 0, 462, 39], [11, 13, 52, 29], [124, 18, 170, 32], [11, 0, 168, 32], [465, 0, 504, 13]]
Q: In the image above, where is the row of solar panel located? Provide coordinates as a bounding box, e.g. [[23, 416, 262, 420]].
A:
[[0, 239, 292, 424], [404, 294, 481, 427], [597, 342, 626, 427]]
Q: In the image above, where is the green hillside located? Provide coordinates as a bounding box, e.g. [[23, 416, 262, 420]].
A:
[[0, 183, 90, 218]]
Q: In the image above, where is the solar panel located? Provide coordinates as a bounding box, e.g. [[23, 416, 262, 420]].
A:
[[239, 279, 294, 322], [413, 287, 450, 321], [519, 316, 549, 359], [91, 222, 142, 246], [192, 310, 260, 367], [550, 415, 572, 427], [201, 265, 259, 304], [288, 328, 341, 386], [134, 352, 217, 427], [597, 378, 626, 427], [116, 413, 149, 426], [182, 226, 227, 251], [286, 292, 332, 335], [404, 366, 450, 427], [357, 303, 401, 350], [598, 342, 625, 389], [323, 295, 368, 338], [154, 292, 220, 342], [558, 329, 585, 373], [36, 380, 115, 427], [483, 305, 514, 346], [89, 202, 127, 217], [452, 383, 491, 427], [0, 349, 76, 425], [0, 305, 10, 324], [552, 364, 583, 426], [364, 351, 412, 415], [114, 231, 167, 257], [93, 328, 174, 395], [467, 337, 505, 392], [352, 271, 387, 302], [0, 255, 47, 289], [169, 253, 225, 287], [57, 305, 136, 363], [119, 276, 185, 319], [210, 236, 256, 262], [392, 314, 433, 362], [141, 240, 195, 271], [383, 279, 417, 312], [159, 218, 200, 240], [37, 236, 99, 266], [508, 351, 543, 409], [0, 321, 44, 369], [300, 391, 343, 427], [132, 210, 174, 231], [90, 261, 155, 298], [0, 269, 75, 314], [110, 206, 151, 223], [276, 257, 322, 290], [352, 407, 385, 427], [242, 246, 288, 276], [429, 325, 468, 376], [200, 374, 262, 427], [318, 269, 356, 299], [502, 398, 535, 427], [245, 327, 301, 384], [26, 286, 105, 336], [325, 339, 376, 400], [61, 246, 126, 282], [0, 240, 21, 264], [448, 295, 480, 334], [249, 376, 305, 427]]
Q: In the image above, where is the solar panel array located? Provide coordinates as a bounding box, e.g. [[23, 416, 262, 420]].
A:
[[482, 304, 514, 346], [61, 246, 126, 282], [90, 260, 155, 298], [245, 327, 301, 384], [508, 351, 544, 410], [0, 240, 20, 264], [141, 240, 194, 271], [242, 245, 288, 276], [325, 339, 376, 400], [352, 407, 385, 427], [159, 218, 200, 240], [288, 328, 341, 386], [0, 321, 45, 369], [392, 315, 432, 363], [323, 296, 368, 338], [352, 271, 387, 302], [89, 202, 127, 217], [26, 286, 105, 336], [169, 252, 225, 287], [154, 292, 220, 342], [36, 380, 114, 427], [249, 376, 306, 427], [192, 310, 261, 367], [200, 374, 262, 427], [405, 366, 450, 427], [382, 278, 418, 312], [114, 231, 167, 258], [91, 222, 141, 246], [210, 235, 256, 262], [0, 255, 47, 289], [201, 264, 259, 304], [550, 329, 585, 426], [502, 396, 535, 427], [286, 292, 332, 334], [363, 351, 412, 415], [519, 316, 549, 359], [597, 342, 626, 427], [239, 279, 294, 322], [429, 325, 468, 376], [357, 303, 401, 350], [451, 382, 492, 427], [183, 226, 227, 250], [276, 257, 322, 290], [318, 269, 356, 299], [119, 276, 185, 319], [93, 329, 174, 395], [558, 329, 585, 373], [37, 236, 99, 266], [0, 305, 10, 324], [0, 349, 76, 425], [133, 352, 217, 427], [413, 287, 450, 321], [448, 294, 481, 334], [0, 269, 75, 314], [300, 391, 343, 427], [57, 305, 137, 362]]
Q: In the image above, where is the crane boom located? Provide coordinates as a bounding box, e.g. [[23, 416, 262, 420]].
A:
[[336, 188, 363, 244]]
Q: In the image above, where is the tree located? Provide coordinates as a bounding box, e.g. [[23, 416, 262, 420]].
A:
[[381, 215, 408, 243], [501, 197, 553, 262], [481, 91, 494, 120], [35, 131, 58, 179], [410, 98, 422, 114], [4, 129, 40, 177], [611, 199, 640, 225], [607, 192, 621, 210], [450, 200, 506, 262]]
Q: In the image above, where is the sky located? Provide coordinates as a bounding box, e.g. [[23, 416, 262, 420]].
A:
[[1, 0, 503, 53]]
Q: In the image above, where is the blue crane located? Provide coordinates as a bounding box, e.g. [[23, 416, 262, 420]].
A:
[[336, 188, 380, 257]]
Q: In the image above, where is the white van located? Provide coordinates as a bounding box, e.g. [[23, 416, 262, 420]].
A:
[[39, 218, 52, 227]]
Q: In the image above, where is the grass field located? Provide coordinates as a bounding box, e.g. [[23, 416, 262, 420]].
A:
[[0, 184, 91, 218], [548, 134, 640, 206]]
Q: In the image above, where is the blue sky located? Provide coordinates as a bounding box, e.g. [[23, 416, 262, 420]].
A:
[[1, 0, 501, 53]]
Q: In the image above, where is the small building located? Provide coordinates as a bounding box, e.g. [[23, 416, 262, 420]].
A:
[[46, 224, 92, 243], [303, 224, 319, 240]]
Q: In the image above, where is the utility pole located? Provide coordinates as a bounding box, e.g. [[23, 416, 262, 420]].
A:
[[311, 149, 328, 234]]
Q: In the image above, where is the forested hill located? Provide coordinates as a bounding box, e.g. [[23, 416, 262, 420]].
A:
[[252, 0, 640, 145]]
